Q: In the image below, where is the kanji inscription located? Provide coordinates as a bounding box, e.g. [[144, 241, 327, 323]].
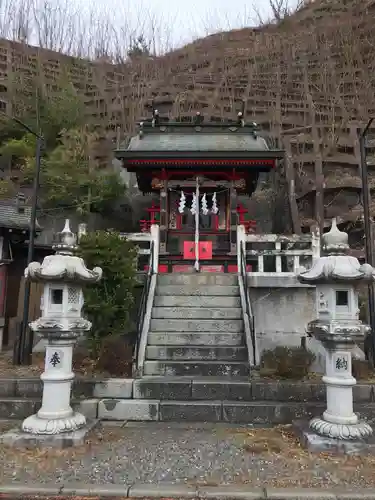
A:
[[333, 353, 349, 373], [49, 350, 63, 367]]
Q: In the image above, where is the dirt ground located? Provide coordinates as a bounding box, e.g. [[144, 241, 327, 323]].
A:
[[1, 423, 375, 488]]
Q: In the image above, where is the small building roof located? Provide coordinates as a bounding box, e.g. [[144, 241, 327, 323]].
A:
[[0, 198, 41, 231]]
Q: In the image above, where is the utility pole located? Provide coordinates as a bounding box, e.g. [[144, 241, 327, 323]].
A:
[[1, 113, 43, 365], [359, 118, 375, 366]]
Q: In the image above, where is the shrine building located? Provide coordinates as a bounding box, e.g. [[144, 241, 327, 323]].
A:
[[115, 111, 284, 272]]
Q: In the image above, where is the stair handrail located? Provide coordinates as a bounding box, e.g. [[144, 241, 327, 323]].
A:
[[134, 224, 159, 376], [135, 240, 154, 366], [239, 239, 257, 365]]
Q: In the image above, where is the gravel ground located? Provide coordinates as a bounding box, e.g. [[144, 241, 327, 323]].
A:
[[1, 422, 375, 488]]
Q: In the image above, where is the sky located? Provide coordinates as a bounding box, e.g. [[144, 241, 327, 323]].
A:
[[0, 0, 299, 56], [88, 0, 287, 51]]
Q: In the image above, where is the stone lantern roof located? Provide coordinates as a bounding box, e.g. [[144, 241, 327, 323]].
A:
[[25, 219, 102, 284], [298, 219, 375, 284]]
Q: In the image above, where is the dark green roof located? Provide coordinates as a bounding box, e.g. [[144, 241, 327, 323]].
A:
[[127, 133, 269, 152]]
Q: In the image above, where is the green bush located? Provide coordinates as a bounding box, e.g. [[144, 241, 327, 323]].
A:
[[78, 230, 138, 357], [260, 346, 316, 379]]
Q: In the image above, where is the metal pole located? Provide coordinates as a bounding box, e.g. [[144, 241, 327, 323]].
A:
[[20, 136, 43, 365], [194, 176, 200, 272], [359, 118, 375, 366]]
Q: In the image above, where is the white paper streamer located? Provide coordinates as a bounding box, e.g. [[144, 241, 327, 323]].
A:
[[201, 193, 208, 215], [211, 192, 218, 214], [178, 191, 186, 214]]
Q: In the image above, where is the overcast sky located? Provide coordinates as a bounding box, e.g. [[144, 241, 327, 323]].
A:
[[90, 0, 289, 50]]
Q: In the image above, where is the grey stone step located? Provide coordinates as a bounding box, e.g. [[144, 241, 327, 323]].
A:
[[150, 318, 244, 333], [154, 295, 241, 308], [143, 360, 250, 377], [97, 399, 375, 424], [156, 285, 239, 296], [146, 345, 248, 361], [0, 398, 90, 419], [147, 332, 244, 346], [151, 307, 243, 320], [158, 274, 238, 286], [134, 377, 252, 401]]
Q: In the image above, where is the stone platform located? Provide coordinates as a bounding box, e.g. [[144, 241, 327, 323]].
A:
[[0, 419, 98, 449], [293, 419, 375, 455]]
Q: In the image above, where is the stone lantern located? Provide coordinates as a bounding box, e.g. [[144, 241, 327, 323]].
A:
[[297, 218, 374, 443], [21, 220, 102, 436]]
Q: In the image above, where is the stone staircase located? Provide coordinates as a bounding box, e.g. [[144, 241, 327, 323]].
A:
[[143, 273, 250, 377]]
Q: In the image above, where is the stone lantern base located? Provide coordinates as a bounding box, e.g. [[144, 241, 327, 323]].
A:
[[0, 419, 98, 450], [293, 420, 375, 455]]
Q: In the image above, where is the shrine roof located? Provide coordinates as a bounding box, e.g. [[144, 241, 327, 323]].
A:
[[126, 132, 269, 152], [115, 118, 284, 159]]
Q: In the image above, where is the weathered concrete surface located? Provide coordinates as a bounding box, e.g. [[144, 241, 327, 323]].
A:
[[143, 360, 250, 377], [150, 318, 244, 333], [2, 484, 375, 499], [145, 346, 248, 361], [156, 285, 240, 296], [0, 377, 96, 399], [151, 306, 243, 319], [133, 378, 192, 400], [98, 399, 159, 421], [154, 295, 241, 308], [0, 419, 99, 449], [294, 420, 375, 455], [93, 379, 134, 399], [158, 273, 238, 286], [147, 332, 244, 346]]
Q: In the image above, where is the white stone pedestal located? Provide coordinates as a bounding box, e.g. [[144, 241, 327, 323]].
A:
[[309, 343, 372, 440], [22, 336, 86, 435]]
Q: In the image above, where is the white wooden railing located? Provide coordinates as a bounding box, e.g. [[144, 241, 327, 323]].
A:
[[237, 225, 320, 276], [120, 225, 159, 272]]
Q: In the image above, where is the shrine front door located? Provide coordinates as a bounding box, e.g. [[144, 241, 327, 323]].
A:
[[166, 191, 230, 257]]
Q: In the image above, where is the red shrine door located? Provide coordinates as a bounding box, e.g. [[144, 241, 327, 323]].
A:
[[167, 190, 230, 258]]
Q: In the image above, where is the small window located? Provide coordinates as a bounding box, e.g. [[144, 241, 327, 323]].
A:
[[336, 290, 349, 307], [51, 289, 63, 305]]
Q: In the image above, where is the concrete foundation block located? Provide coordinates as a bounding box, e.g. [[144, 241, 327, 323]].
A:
[[160, 401, 222, 422], [0, 379, 16, 397], [15, 378, 43, 398], [192, 380, 252, 401], [93, 378, 134, 399], [0, 419, 98, 449], [98, 399, 159, 421], [133, 377, 192, 400], [293, 419, 375, 455], [76, 398, 99, 419], [0, 398, 39, 419]]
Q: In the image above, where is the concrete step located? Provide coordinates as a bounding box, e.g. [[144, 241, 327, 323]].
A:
[[150, 318, 244, 333], [143, 360, 250, 377], [97, 399, 375, 424], [156, 285, 239, 296], [151, 307, 243, 320], [146, 346, 248, 361], [158, 274, 238, 286], [0, 398, 91, 419], [133, 377, 251, 400], [147, 332, 244, 346], [154, 295, 241, 308]]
